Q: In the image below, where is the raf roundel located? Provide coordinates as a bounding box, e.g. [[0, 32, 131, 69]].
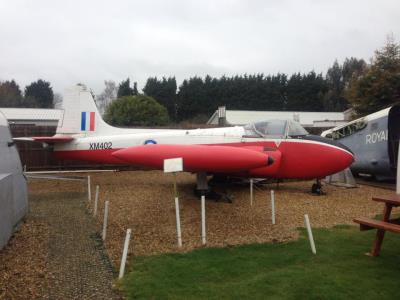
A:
[[144, 139, 157, 145]]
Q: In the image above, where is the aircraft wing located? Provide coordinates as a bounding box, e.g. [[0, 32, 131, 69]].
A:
[[13, 135, 74, 143], [112, 144, 275, 173]]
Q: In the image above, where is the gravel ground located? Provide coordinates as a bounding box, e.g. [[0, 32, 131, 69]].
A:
[[74, 170, 396, 267]]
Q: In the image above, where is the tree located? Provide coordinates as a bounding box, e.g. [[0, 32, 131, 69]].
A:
[[53, 93, 63, 109], [0, 80, 23, 107], [176, 72, 321, 121], [24, 79, 54, 108], [177, 77, 207, 121], [322, 58, 367, 112], [117, 78, 135, 98], [96, 80, 117, 115], [133, 82, 138, 95], [104, 95, 169, 126], [176, 74, 286, 121], [323, 60, 346, 111], [347, 37, 400, 116], [342, 57, 367, 85], [261, 73, 287, 110], [143, 77, 177, 120], [286, 72, 327, 111]]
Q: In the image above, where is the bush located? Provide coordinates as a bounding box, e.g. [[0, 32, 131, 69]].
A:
[[104, 95, 169, 126]]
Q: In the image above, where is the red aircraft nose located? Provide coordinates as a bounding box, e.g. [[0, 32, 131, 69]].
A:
[[315, 138, 354, 177], [270, 136, 354, 179], [331, 146, 354, 174]]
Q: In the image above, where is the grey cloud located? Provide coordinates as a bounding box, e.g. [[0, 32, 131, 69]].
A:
[[0, 0, 399, 94]]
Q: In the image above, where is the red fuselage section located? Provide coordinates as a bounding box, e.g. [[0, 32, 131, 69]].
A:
[[54, 137, 353, 180]]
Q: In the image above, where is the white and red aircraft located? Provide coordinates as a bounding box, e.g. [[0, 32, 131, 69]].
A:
[[17, 85, 354, 193]]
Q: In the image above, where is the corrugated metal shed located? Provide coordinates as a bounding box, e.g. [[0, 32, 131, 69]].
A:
[[0, 108, 62, 126], [207, 109, 347, 128]]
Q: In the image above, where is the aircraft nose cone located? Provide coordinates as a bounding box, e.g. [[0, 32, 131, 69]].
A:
[[323, 138, 355, 165], [320, 137, 354, 168], [340, 147, 354, 165], [332, 140, 354, 157], [300, 135, 354, 176], [328, 140, 354, 172], [305, 135, 354, 160]]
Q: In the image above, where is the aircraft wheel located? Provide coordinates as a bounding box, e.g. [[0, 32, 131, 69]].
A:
[[311, 180, 324, 195]]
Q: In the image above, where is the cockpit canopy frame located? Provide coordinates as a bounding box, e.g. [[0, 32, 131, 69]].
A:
[[243, 119, 309, 138]]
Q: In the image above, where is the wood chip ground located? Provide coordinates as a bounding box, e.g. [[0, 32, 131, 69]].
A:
[[0, 170, 396, 299], [48, 171, 396, 267]]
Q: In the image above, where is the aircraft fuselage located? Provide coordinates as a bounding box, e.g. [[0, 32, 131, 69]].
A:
[[54, 126, 353, 179]]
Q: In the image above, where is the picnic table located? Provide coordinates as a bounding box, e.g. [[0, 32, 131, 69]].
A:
[[354, 194, 400, 256]]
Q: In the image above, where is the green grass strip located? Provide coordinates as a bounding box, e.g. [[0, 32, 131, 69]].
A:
[[121, 225, 400, 300]]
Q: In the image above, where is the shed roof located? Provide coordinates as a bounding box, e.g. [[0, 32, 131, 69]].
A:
[[0, 108, 62, 122]]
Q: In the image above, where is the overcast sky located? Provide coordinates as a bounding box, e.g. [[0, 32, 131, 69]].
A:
[[0, 0, 399, 95]]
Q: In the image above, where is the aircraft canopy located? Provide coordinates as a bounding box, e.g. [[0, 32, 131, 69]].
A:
[[244, 119, 309, 138]]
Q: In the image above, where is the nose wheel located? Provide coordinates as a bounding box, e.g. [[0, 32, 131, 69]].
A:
[[311, 179, 325, 195]]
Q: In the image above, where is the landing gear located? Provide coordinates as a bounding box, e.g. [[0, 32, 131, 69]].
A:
[[195, 172, 209, 196], [311, 179, 325, 195], [194, 173, 233, 202]]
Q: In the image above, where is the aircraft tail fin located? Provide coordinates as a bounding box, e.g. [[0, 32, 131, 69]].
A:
[[56, 84, 114, 135]]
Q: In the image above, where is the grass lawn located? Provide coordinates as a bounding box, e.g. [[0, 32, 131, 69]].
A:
[[121, 225, 400, 299]]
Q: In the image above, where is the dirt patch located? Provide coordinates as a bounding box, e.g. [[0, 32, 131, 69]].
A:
[[28, 170, 395, 269]]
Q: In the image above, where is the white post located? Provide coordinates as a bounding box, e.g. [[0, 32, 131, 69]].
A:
[[175, 197, 182, 247], [87, 175, 91, 201], [250, 179, 254, 206], [90, 185, 100, 206], [102, 201, 109, 241], [201, 195, 206, 245], [93, 185, 99, 217], [304, 214, 316, 254], [23, 164, 27, 172], [397, 148, 400, 194], [271, 190, 276, 225], [119, 228, 132, 279]]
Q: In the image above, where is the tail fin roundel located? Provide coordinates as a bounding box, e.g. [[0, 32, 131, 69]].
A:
[[80, 111, 96, 132]]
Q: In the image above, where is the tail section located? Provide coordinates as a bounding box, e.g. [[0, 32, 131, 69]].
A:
[[56, 84, 115, 135]]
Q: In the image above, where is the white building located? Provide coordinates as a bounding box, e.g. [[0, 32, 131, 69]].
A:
[[0, 108, 62, 126], [207, 108, 349, 129]]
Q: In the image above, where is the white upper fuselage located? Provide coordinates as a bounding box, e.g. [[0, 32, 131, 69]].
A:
[[55, 126, 250, 151]]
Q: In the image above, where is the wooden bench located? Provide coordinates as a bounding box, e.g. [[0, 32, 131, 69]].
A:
[[354, 217, 400, 233], [353, 194, 400, 256], [372, 194, 400, 206]]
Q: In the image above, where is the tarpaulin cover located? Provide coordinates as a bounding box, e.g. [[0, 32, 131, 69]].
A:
[[0, 111, 28, 250]]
